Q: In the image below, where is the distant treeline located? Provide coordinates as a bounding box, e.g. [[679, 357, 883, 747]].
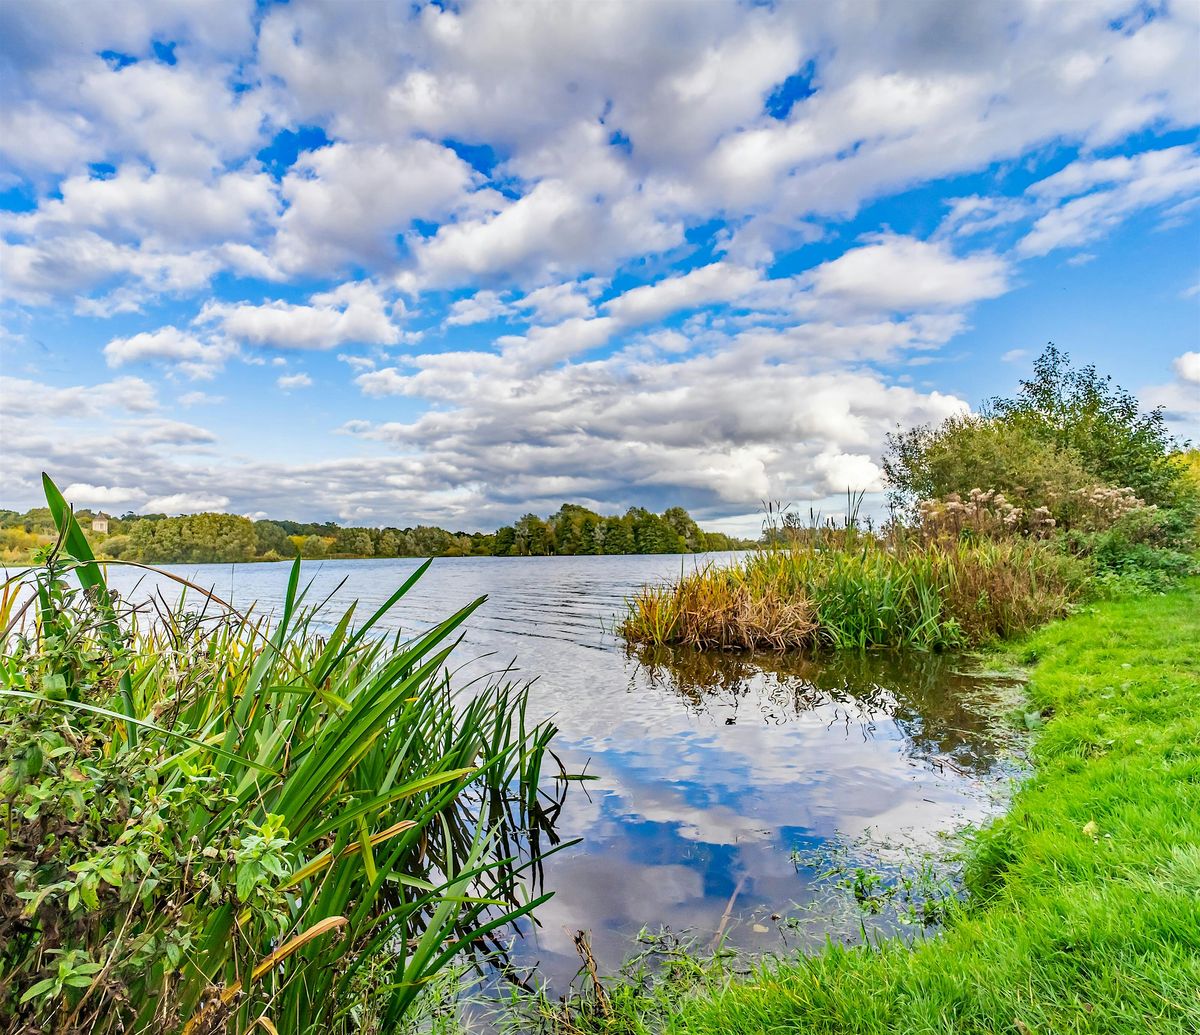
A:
[[0, 502, 753, 565]]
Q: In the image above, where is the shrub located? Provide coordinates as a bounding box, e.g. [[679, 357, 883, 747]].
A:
[[884, 415, 1093, 519], [917, 489, 1057, 541], [989, 344, 1195, 510]]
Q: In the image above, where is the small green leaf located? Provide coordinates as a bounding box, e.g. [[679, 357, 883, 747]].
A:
[[20, 977, 59, 1002]]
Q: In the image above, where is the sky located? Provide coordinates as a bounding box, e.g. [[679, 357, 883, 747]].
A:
[[1, 0, 1198, 536]]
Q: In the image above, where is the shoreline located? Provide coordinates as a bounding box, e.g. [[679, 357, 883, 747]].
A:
[[549, 579, 1200, 1033]]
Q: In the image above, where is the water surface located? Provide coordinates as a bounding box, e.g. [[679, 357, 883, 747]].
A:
[[88, 553, 1021, 992]]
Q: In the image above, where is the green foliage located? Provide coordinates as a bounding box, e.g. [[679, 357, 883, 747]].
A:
[[622, 521, 1090, 653], [331, 526, 374, 557], [252, 520, 295, 559], [990, 343, 1194, 509], [126, 512, 258, 564], [886, 344, 1199, 520], [1, 500, 748, 565], [0, 478, 564, 1034], [883, 414, 1093, 518]]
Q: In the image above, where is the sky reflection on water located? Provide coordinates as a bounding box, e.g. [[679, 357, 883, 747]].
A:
[[86, 553, 1022, 993]]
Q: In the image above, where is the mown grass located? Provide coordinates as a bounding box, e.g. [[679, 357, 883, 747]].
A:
[[622, 527, 1089, 653], [561, 580, 1200, 1033]]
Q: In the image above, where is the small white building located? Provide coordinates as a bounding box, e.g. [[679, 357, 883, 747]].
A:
[[91, 513, 110, 535]]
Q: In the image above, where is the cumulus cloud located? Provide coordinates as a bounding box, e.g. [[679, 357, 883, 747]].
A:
[[143, 492, 230, 514], [61, 483, 143, 507], [1174, 351, 1200, 385], [104, 326, 234, 378], [273, 140, 482, 276], [804, 235, 1010, 312], [604, 263, 763, 325], [2, 1, 1198, 522], [197, 281, 401, 351], [276, 372, 313, 390]]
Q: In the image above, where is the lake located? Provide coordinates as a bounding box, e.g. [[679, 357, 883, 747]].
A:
[[85, 553, 1021, 994]]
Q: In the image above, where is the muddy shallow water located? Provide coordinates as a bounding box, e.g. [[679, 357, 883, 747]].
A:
[[83, 553, 1024, 994]]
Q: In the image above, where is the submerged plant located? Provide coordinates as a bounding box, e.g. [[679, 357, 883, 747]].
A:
[[0, 476, 567, 1035]]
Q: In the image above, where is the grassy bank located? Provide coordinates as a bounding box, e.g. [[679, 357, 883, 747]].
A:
[[566, 581, 1200, 1033]]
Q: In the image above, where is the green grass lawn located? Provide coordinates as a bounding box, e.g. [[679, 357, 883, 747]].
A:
[[587, 582, 1200, 1034]]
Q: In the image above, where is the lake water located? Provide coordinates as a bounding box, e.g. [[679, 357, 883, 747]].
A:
[[80, 553, 1021, 993]]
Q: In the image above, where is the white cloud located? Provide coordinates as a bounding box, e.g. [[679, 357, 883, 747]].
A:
[[805, 235, 1010, 312], [273, 140, 481, 276], [276, 372, 313, 390], [143, 492, 230, 514], [179, 391, 224, 407], [1174, 352, 1200, 385], [0, 233, 220, 310], [61, 483, 142, 507], [0, 374, 158, 418], [197, 281, 400, 351], [604, 263, 763, 325], [410, 176, 684, 290], [445, 290, 509, 327], [1019, 145, 1200, 257], [104, 326, 234, 378], [2, 1, 1199, 523], [3, 165, 277, 247]]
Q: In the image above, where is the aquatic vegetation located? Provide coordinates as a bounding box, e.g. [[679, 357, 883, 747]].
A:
[[0, 477, 566, 1034], [621, 523, 1090, 653]]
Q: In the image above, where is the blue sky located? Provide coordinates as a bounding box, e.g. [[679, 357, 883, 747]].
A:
[[1, 0, 1198, 534]]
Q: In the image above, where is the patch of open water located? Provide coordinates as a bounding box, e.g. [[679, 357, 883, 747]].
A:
[[80, 553, 1025, 994]]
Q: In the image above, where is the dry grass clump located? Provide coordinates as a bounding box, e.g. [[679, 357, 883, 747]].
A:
[[622, 524, 1090, 654], [623, 566, 818, 650]]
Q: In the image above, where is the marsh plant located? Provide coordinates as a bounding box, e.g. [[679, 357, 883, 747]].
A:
[[0, 477, 568, 1035], [623, 347, 1198, 654], [621, 507, 1091, 653]]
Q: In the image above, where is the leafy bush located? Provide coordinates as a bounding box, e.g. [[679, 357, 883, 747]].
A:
[[989, 344, 1195, 510], [884, 415, 1094, 519]]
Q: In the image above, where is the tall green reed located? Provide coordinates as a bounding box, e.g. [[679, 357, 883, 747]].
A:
[[1, 476, 568, 1034]]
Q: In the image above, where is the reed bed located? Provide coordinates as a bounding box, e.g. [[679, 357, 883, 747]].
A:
[[1, 477, 566, 1035], [621, 526, 1089, 653]]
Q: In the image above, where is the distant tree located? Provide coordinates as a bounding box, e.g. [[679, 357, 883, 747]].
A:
[[97, 534, 132, 559], [128, 513, 256, 564], [254, 520, 295, 558], [374, 529, 400, 556], [298, 535, 328, 558], [333, 527, 374, 557], [600, 515, 633, 554], [409, 525, 456, 556], [662, 506, 703, 551], [513, 514, 549, 555], [493, 525, 516, 556]]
